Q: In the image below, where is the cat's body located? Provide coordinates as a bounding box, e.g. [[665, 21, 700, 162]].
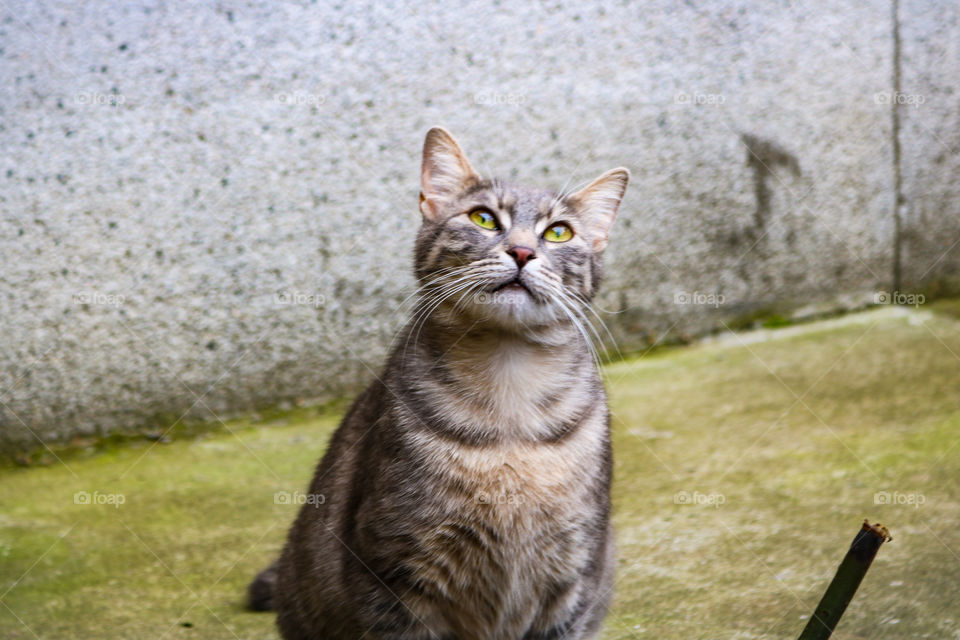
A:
[[250, 128, 629, 639]]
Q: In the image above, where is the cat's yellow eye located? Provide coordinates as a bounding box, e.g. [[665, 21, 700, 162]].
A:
[[544, 223, 574, 243], [469, 210, 499, 230]]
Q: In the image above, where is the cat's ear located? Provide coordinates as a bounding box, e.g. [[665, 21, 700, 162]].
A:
[[420, 127, 478, 221], [566, 167, 630, 252]]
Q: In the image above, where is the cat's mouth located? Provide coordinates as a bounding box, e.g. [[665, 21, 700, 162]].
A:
[[492, 278, 532, 296]]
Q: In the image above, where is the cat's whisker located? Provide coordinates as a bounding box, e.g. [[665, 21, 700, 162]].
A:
[[393, 264, 485, 317], [399, 271, 479, 344], [563, 288, 622, 362], [533, 266, 621, 364], [548, 288, 602, 372], [405, 286, 468, 352], [392, 261, 505, 344], [567, 299, 611, 368], [407, 276, 489, 357], [548, 151, 593, 211], [388, 265, 488, 355], [402, 269, 494, 359], [552, 288, 602, 347], [538, 279, 607, 370], [392, 268, 467, 321], [451, 280, 487, 315]]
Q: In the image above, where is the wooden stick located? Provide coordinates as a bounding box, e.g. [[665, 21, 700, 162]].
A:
[[797, 520, 892, 640]]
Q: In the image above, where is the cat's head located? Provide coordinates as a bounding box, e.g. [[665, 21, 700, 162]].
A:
[[414, 127, 629, 335]]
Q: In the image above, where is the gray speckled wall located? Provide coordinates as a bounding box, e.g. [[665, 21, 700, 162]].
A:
[[0, 1, 956, 452], [899, 0, 960, 294]]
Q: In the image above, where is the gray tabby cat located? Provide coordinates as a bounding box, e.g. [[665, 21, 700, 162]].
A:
[[248, 127, 629, 639]]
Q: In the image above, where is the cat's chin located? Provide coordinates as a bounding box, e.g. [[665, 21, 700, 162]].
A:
[[488, 282, 533, 304], [456, 286, 566, 333]]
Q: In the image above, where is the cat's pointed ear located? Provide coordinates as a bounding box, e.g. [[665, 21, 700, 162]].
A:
[[566, 167, 630, 252], [420, 127, 478, 221]]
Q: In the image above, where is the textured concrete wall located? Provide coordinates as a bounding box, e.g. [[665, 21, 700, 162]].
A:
[[0, 1, 952, 452], [899, 0, 960, 295]]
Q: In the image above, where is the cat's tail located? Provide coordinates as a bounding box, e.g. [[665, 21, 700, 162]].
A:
[[247, 560, 279, 611]]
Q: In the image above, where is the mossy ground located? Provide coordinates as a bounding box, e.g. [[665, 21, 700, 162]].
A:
[[2, 305, 959, 639]]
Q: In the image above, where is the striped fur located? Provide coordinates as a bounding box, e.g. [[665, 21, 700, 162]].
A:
[[251, 128, 629, 639]]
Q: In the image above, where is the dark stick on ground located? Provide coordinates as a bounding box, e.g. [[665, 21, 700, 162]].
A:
[[797, 519, 893, 640]]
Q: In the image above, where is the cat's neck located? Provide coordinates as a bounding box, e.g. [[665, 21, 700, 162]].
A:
[[425, 317, 586, 379], [404, 317, 598, 442]]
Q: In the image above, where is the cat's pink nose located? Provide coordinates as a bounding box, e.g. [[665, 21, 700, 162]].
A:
[[507, 246, 536, 268]]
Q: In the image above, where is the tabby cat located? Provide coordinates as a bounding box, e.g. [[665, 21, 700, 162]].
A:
[[248, 127, 630, 639]]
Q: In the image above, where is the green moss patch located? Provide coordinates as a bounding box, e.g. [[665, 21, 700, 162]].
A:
[[2, 306, 959, 638]]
